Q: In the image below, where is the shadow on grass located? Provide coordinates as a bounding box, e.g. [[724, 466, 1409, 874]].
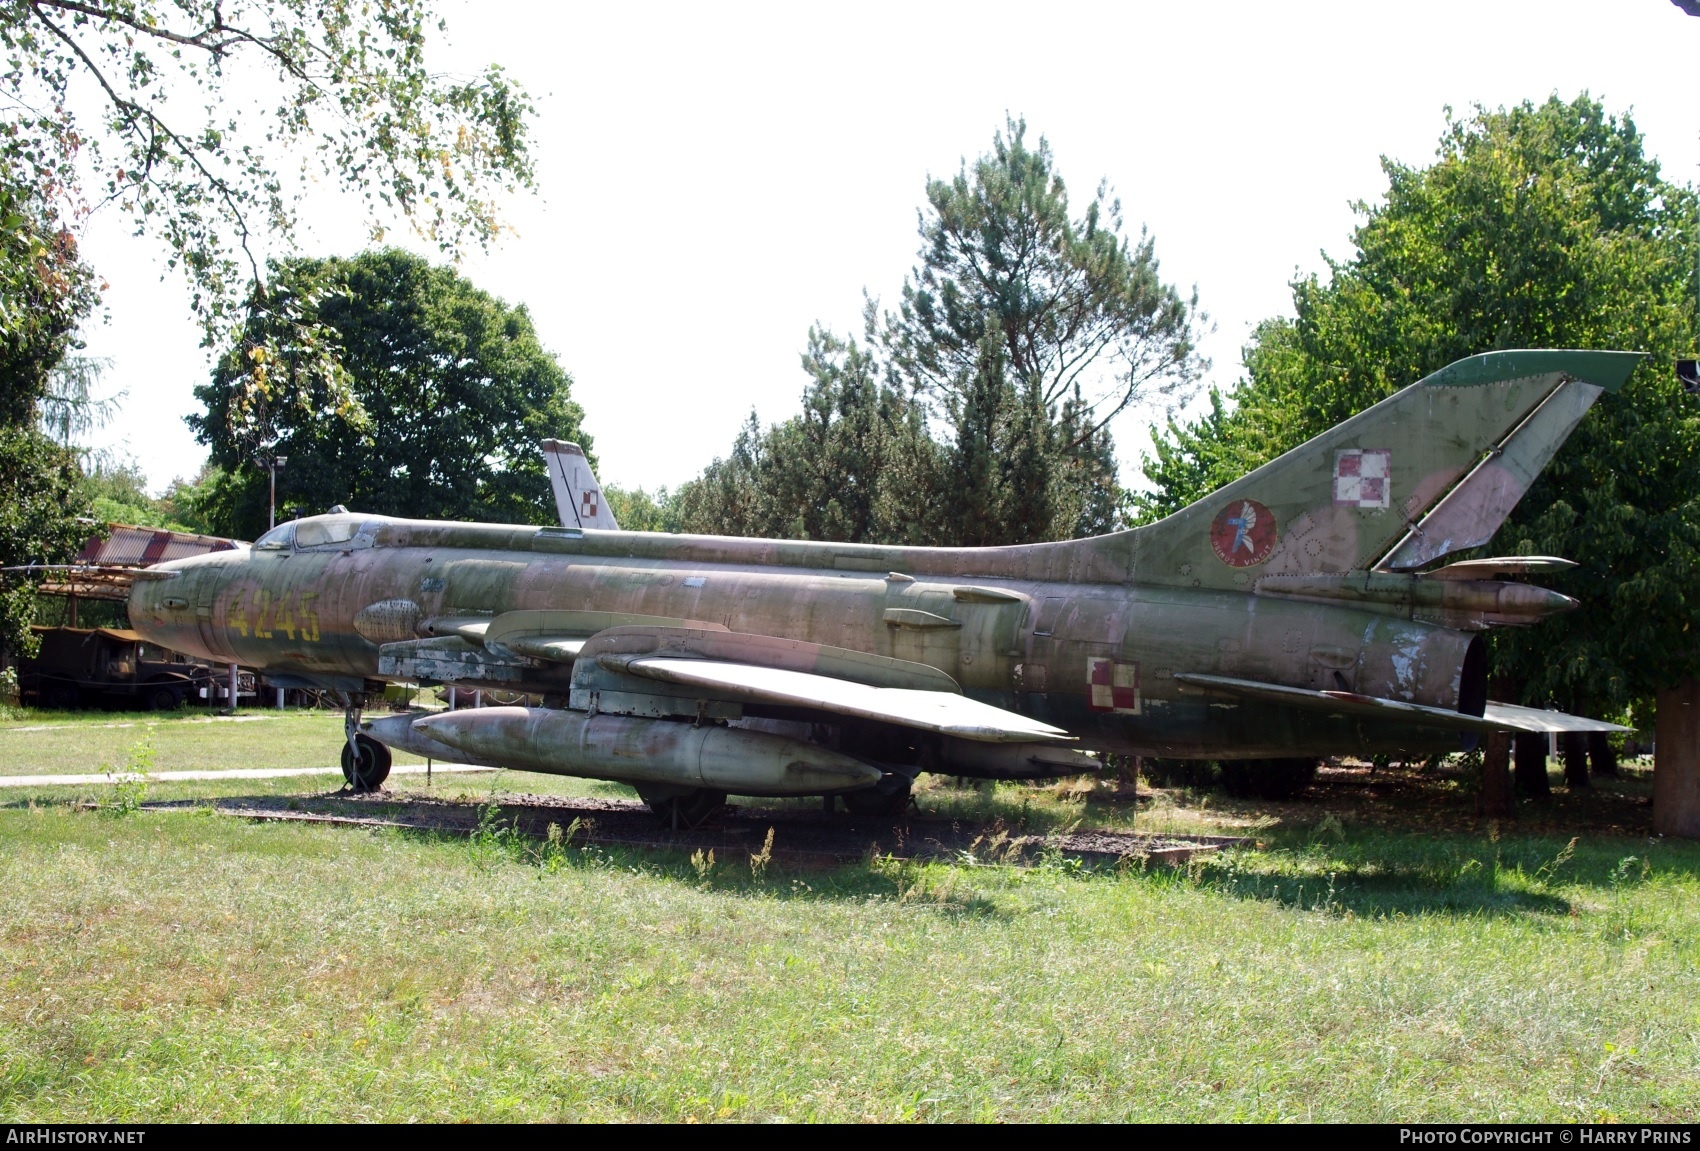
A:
[[1167, 823, 1700, 918], [22, 781, 1695, 923], [405, 820, 1013, 919], [1179, 857, 1575, 918]]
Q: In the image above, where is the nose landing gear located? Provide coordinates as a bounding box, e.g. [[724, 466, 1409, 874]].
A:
[[341, 697, 392, 791]]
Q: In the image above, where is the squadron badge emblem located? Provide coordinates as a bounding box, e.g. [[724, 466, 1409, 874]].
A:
[[1210, 499, 1276, 567]]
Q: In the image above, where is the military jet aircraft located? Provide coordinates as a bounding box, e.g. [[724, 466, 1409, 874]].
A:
[[127, 349, 1632, 820]]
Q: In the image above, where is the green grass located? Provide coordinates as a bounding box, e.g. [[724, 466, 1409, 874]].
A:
[[0, 712, 1696, 1121], [0, 709, 429, 775]]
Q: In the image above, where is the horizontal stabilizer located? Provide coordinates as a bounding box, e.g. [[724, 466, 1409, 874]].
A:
[[1482, 702, 1631, 734], [1174, 673, 1498, 733], [612, 656, 1074, 744], [1174, 673, 1628, 736], [1420, 556, 1577, 581]]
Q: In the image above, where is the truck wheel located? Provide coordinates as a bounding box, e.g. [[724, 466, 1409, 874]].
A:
[[341, 733, 393, 791], [146, 685, 181, 711]]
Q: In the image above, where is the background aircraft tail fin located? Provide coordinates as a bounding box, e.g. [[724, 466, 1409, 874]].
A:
[[541, 440, 621, 530], [1129, 350, 1641, 588]]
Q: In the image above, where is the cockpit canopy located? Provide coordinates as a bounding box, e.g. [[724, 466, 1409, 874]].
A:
[[253, 514, 382, 552]]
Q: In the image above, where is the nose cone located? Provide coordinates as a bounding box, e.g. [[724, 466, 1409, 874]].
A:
[[127, 565, 190, 648], [126, 550, 243, 663]]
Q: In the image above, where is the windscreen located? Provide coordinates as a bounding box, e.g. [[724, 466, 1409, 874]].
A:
[[253, 524, 294, 550], [294, 517, 363, 548]]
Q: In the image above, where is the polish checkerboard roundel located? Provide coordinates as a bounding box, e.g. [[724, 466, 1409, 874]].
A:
[[1334, 449, 1391, 508], [1210, 499, 1276, 567]]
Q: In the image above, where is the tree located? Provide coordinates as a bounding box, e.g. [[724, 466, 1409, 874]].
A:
[[676, 119, 1201, 547], [671, 328, 944, 543], [0, 183, 100, 426], [80, 456, 196, 531], [0, 177, 98, 662], [602, 484, 679, 535], [1138, 94, 1700, 721], [190, 249, 590, 538], [157, 462, 226, 537], [39, 355, 118, 450], [879, 116, 1200, 440], [0, 0, 535, 660], [0, 424, 89, 659], [0, 0, 533, 337]]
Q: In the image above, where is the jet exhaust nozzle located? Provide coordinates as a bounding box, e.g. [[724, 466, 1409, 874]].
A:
[[412, 706, 882, 796]]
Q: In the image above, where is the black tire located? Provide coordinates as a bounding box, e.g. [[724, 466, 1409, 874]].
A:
[[1218, 757, 1319, 800], [43, 681, 78, 710], [842, 775, 913, 817], [638, 787, 727, 829], [146, 684, 181, 711], [341, 733, 393, 791], [1141, 758, 1219, 789]]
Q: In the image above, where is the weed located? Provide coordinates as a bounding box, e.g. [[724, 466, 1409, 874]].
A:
[[1536, 836, 1579, 883], [748, 826, 775, 879], [961, 822, 1020, 867], [468, 793, 515, 870], [534, 817, 585, 873], [1610, 854, 1650, 889], [689, 847, 716, 882], [103, 776, 147, 818], [101, 735, 155, 818]]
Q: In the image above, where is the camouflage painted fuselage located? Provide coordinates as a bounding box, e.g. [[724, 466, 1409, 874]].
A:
[[130, 517, 1483, 760]]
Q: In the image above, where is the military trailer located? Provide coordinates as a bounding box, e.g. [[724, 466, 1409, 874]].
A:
[[17, 625, 218, 710]]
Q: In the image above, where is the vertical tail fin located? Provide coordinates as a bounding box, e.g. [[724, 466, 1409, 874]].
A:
[[1130, 350, 1641, 589], [541, 440, 620, 530]]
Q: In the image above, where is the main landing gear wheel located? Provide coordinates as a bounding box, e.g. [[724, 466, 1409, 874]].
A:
[[639, 787, 727, 830], [1217, 757, 1318, 801], [341, 732, 392, 791], [841, 776, 913, 817]]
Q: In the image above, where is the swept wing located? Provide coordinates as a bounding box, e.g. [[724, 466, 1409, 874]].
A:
[[607, 655, 1073, 743]]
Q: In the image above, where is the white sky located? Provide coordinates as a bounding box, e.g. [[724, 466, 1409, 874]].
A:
[[69, 0, 1700, 504]]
